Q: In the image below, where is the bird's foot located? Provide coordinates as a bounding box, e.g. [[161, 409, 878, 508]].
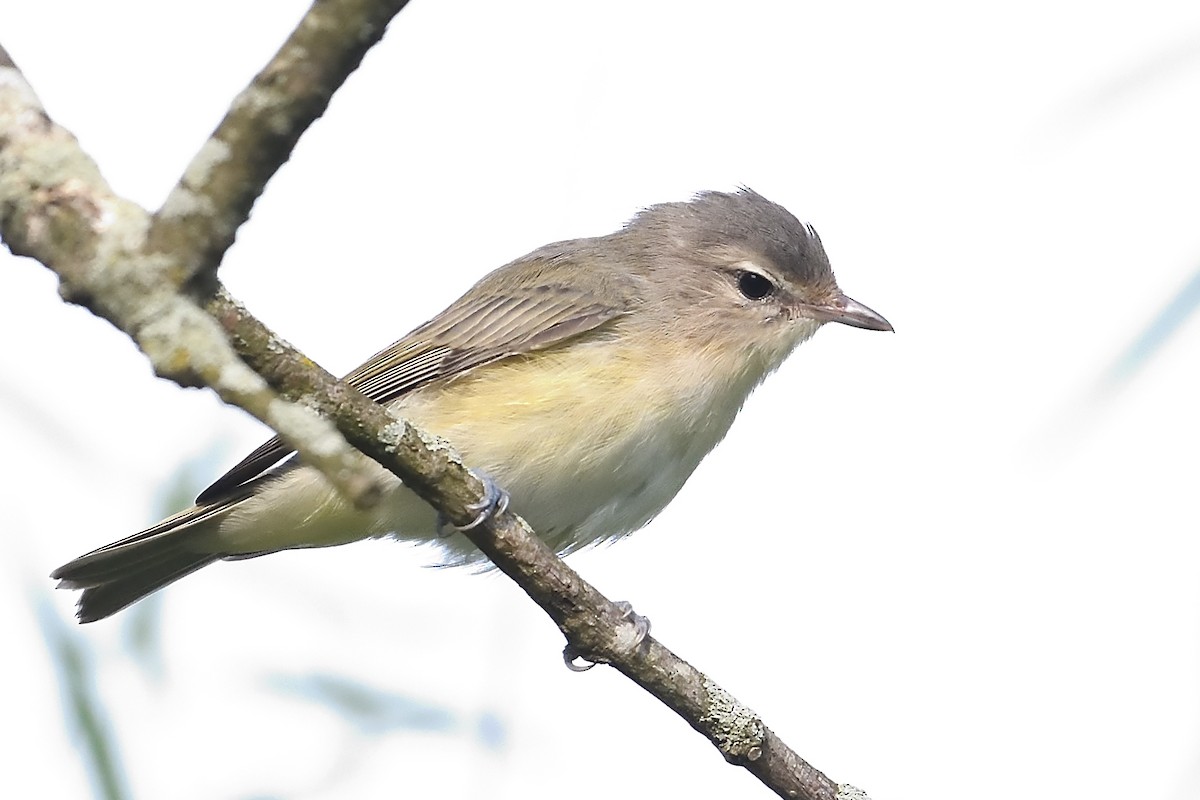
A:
[[436, 472, 510, 536], [563, 600, 651, 672]]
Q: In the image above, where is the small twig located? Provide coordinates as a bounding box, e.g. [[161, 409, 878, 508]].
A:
[[453, 492, 849, 800], [146, 0, 413, 287]]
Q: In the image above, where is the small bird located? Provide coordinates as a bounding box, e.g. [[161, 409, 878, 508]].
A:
[[52, 189, 891, 623]]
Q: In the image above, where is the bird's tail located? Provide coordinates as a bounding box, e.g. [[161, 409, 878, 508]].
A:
[[50, 499, 244, 623]]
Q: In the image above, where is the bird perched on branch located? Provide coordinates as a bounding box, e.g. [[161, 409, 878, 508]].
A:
[[52, 188, 892, 623]]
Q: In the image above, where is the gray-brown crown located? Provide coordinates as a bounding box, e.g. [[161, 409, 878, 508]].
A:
[[623, 188, 836, 291]]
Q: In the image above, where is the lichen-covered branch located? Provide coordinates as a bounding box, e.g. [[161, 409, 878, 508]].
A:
[[147, 0, 413, 287], [204, 286, 498, 528], [0, 44, 382, 508]]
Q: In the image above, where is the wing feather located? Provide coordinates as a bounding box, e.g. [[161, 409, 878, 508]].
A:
[[196, 272, 628, 504]]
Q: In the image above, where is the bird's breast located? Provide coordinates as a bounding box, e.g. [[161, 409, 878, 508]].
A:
[[394, 338, 770, 555]]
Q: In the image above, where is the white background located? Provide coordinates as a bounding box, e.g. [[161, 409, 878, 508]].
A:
[[2, 2, 1199, 798]]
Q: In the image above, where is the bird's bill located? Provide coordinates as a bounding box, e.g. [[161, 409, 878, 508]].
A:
[[802, 293, 893, 332]]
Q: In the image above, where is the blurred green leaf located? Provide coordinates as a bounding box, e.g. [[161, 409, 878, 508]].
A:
[[35, 596, 129, 800]]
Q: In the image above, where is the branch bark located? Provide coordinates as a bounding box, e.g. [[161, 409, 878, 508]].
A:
[[0, 9, 867, 799], [147, 0, 414, 288], [0, 44, 383, 508]]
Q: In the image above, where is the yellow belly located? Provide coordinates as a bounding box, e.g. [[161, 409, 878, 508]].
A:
[[212, 331, 795, 561], [393, 340, 756, 556]]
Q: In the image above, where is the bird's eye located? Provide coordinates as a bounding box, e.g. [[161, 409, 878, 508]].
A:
[[737, 270, 775, 300]]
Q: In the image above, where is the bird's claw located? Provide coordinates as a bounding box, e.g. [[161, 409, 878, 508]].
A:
[[562, 600, 651, 671], [436, 473, 510, 536], [562, 644, 596, 672], [615, 600, 651, 645]]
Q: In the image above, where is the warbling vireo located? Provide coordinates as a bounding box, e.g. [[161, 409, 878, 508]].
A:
[[52, 189, 892, 622]]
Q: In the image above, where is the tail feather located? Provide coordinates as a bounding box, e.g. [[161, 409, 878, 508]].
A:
[[65, 552, 222, 624], [51, 497, 248, 623]]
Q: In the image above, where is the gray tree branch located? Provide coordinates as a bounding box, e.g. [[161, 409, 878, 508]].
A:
[[0, 44, 383, 508], [148, 0, 414, 288], [0, 9, 867, 799]]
